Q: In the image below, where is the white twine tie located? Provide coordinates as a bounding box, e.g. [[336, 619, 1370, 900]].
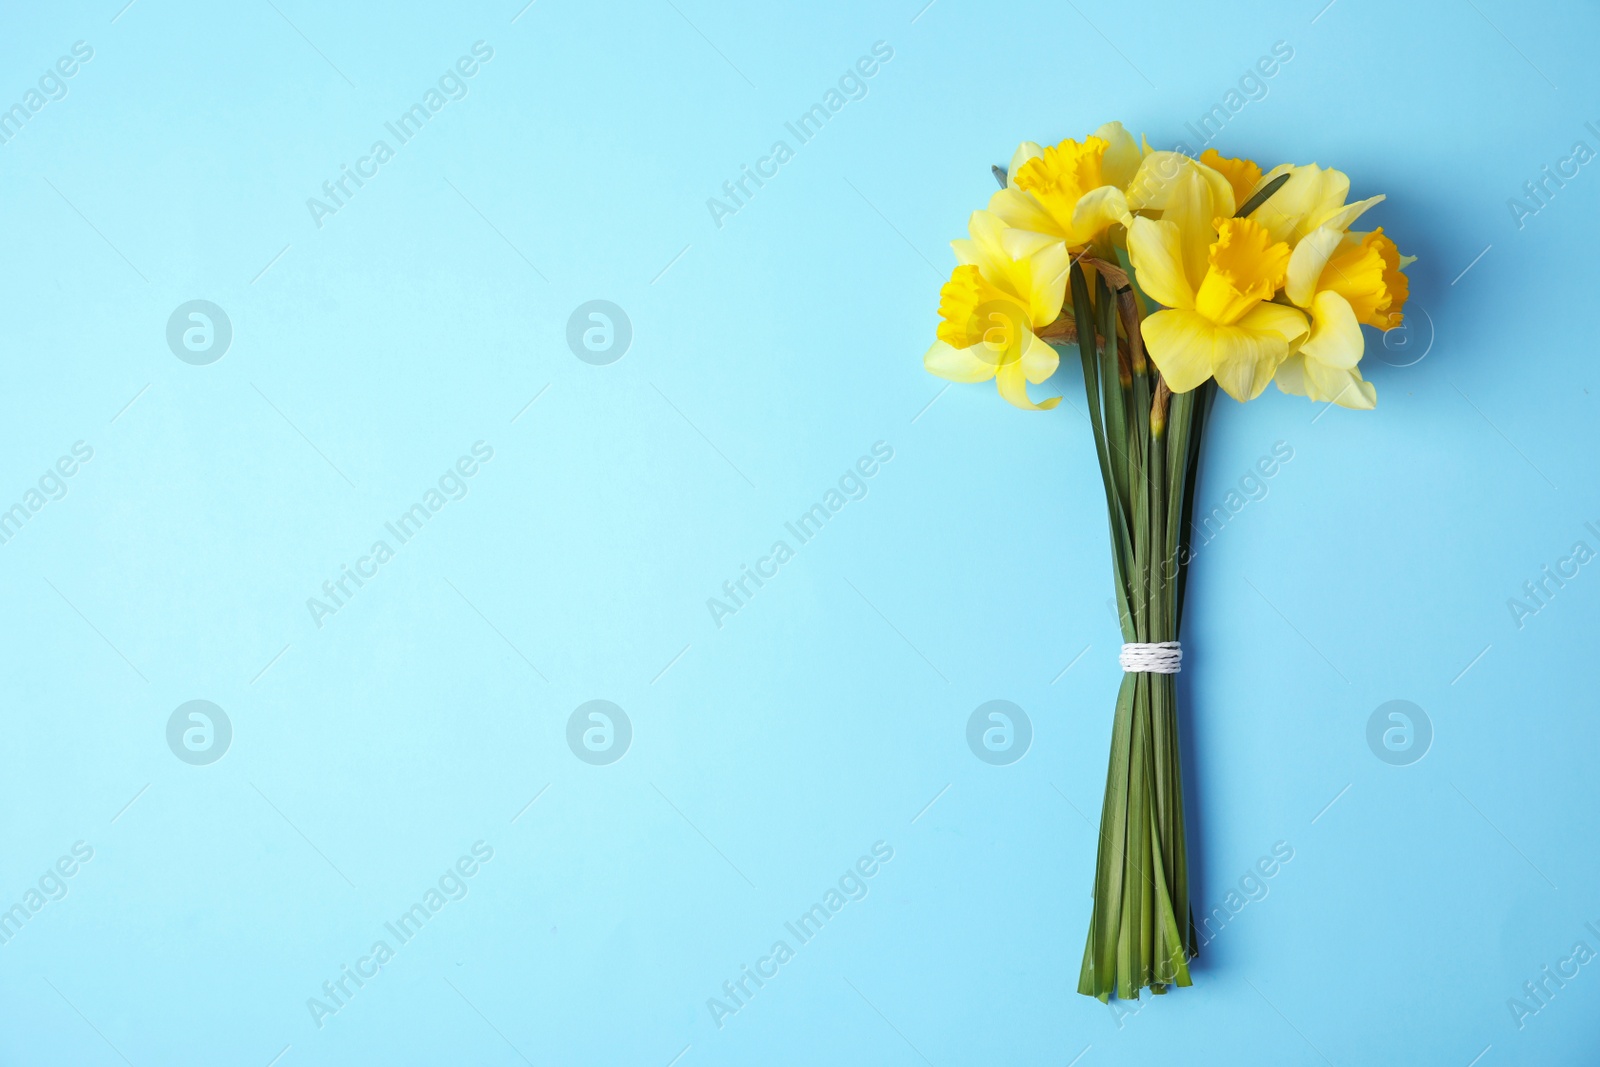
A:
[[1119, 641, 1182, 674]]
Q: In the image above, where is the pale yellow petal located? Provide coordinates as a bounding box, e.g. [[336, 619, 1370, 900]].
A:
[[1129, 153, 1234, 217], [1301, 291, 1364, 370], [1257, 163, 1294, 186], [966, 210, 1010, 265], [1072, 185, 1132, 239], [1279, 349, 1375, 408], [996, 358, 1060, 410], [1210, 324, 1289, 402], [1305, 360, 1377, 409], [950, 236, 982, 268], [1140, 308, 1216, 393], [1164, 165, 1221, 290], [999, 227, 1061, 262], [1027, 242, 1070, 328], [1128, 217, 1195, 310], [1250, 164, 1312, 242], [1021, 329, 1060, 384], [1275, 352, 1311, 397], [987, 187, 1059, 240], [989, 229, 1069, 326], [1238, 301, 1310, 347], [1244, 163, 1293, 232], [1253, 163, 1349, 244], [1126, 151, 1192, 211], [1007, 142, 1045, 188], [1093, 121, 1143, 188], [1285, 226, 1345, 308], [1315, 194, 1384, 235], [924, 339, 997, 383], [1192, 159, 1237, 220]]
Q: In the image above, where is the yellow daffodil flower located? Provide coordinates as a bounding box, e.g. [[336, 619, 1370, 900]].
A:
[[989, 122, 1144, 251], [924, 210, 1070, 410], [1127, 161, 1308, 401], [1288, 227, 1410, 326], [1274, 224, 1415, 409]]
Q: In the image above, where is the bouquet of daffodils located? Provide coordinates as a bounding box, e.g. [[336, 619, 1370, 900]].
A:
[[924, 123, 1411, 1001]]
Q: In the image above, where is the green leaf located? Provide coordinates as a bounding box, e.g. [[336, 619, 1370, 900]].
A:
[[1235, 172, 1290, 218]]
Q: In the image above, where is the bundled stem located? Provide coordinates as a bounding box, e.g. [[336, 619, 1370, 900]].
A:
[[1070, 259, 1212, 1002]]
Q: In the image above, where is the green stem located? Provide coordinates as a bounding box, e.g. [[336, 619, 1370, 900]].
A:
[[1076, 279, 1206, 1002]]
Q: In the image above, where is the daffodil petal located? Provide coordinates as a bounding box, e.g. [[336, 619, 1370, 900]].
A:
[[1140, 308, 1216, 393], [924, 340, 997, 383], [996, 358, 1060, 410], [1302, 291, 1363, 370], [990, 229, 1069, 326], [1316, 194, 1385, 235], [987, 187, 1057, 240], [1210, 324, 1289, 402], [1285, 226, 1344, 308], [1094, 121, 1144, 188], [1305, 361, 1377, 409], [966, 210, 1011, 264], [1253, 163, 1348, 244], [1193, 159, 1237, 220], [1342, 373, 1378, 409], [1021, 329, 1059, 384], [1007, 142, 1045, 188], [1257, 162, 1294, 187], [1000, 227, 1061, 261], [1127, 151, 1194, 211], [1238, 301, 1310, 347], [1128, 217, 1194, 310], [1275, 352, 1311, 397], [1165, 165, 1220, 289], [1027, 242, 1070, 327], [1073, 185, 1132, 238]]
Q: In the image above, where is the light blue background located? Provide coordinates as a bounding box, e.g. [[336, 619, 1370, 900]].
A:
[[1, 0, 1597, 1064]]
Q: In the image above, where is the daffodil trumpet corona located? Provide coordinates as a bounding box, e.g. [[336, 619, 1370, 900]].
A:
[[923, 127, 1412, 1001]]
